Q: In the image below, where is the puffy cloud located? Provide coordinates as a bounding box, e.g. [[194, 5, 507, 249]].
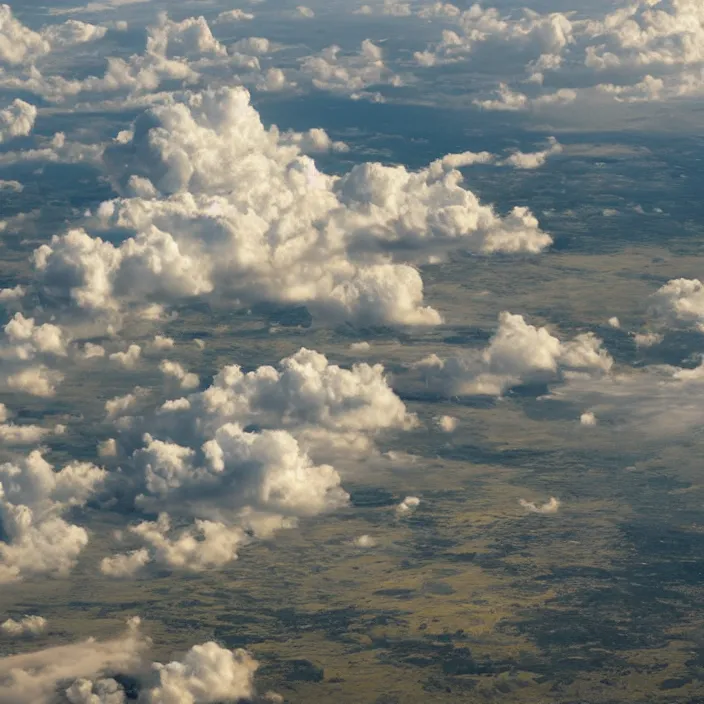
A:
[[280, 127, 349, 154], [109, 344, 141, 368], [414, 312, 612, 396], [0, 313, 69, 397], [159, 360, 199, 389], [216, 9, 255, 23], [32, 87, 549, 328], [0, 284, 26, 301], [434, 414, 458, 432], [501, 137, 563, 169], [106, 513, 247, 573], [0, 422, 59, 445], [300, 40, 402, 99], [395, 495, 420, 515], [349, 341, 371, 353], [148, 14, 227, 59], [633, 331, 663, 348], [65, 677, 127, 703], [0, 617, 263, 704], [80, 342, 106, 359], [417, 0, 704, 107], [1, 615, 47, 637], [146, 641, 258, 704], [473, 83, 577, 111], [99, 547, 151, 577], [353, 534, 377, 547], [0, 99, 36, 143], [0, 4, 50, 64], [105, 389, 147, 421], [101, 348, 414, 574], [175, 347, 413, 437], [41, 19, 107, 48], [129, 426, 347, 530], [356, 0, 412, 17], [0, 6, 107, 68], [98, 438, 119, 458], [0, 450, 106, 583], [149, 335, 174, 350], [414, 4, 574, 67], [0, 617, 145, 704], [519, 497, 560, 514], [580, 411, 597, 426], [651, 278, 704, 331]]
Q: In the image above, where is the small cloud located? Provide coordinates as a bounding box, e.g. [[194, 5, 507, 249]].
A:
[[0, 285, 25, 301], [109, 344, 141, 369], [353, 534, 376, 548], [434, 415, 458, 432], [396, 496, 420, 516], [519, 497, 560, 514], [149, 335, 174, 351], [608, 316, 620, 329], [633, 331, 663, 348], [580, 411, 597, 426], [98, 438, 118, 457], [349, 341, 371, 353], [79, 342, 105, 359], [1, 615, 47, 637]]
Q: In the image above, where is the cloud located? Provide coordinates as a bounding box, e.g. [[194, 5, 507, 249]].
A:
[[109, 344, 141, 369], [0, 284, 25, 301], [434, 414, 458, 432], [580, 411, 597, 426], [353, 534, 377, 547], [216, 9, 255, 23], [0, 617, 145, 704], [0, 99, 36, 143], [300, 40, 402, 99], [0, 6, 108, 73], [99, 348, 415, 574], [0, 421, 60, 445], [159, 360, 199, 389], [146, 640, 258, 704], [149, 335, 174, 351], [650, 278, 704, 331], [0, 617, 263, 704], [0, 313, 70, 397], [519, 497, 560, 514], [395, 495, 420, 515], [0, 450, 106, 583], [633, 331, 663, 348], [1, 615, 47, 637], [29, 86, 549, 328], [356, 0, 412, 17], [416, 0, 704, 107], [99, 547, 151, 578], [500, 137, 563, 169], [414, 311, 612, 396], [546, 359, 704, 439], [473, 83, 577, 112]]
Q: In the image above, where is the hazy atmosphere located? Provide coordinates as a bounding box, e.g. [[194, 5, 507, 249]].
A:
[[0, 0, 703, 701]]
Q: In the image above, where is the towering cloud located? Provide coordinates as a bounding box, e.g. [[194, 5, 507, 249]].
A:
[[32, 86, 549, 327]]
